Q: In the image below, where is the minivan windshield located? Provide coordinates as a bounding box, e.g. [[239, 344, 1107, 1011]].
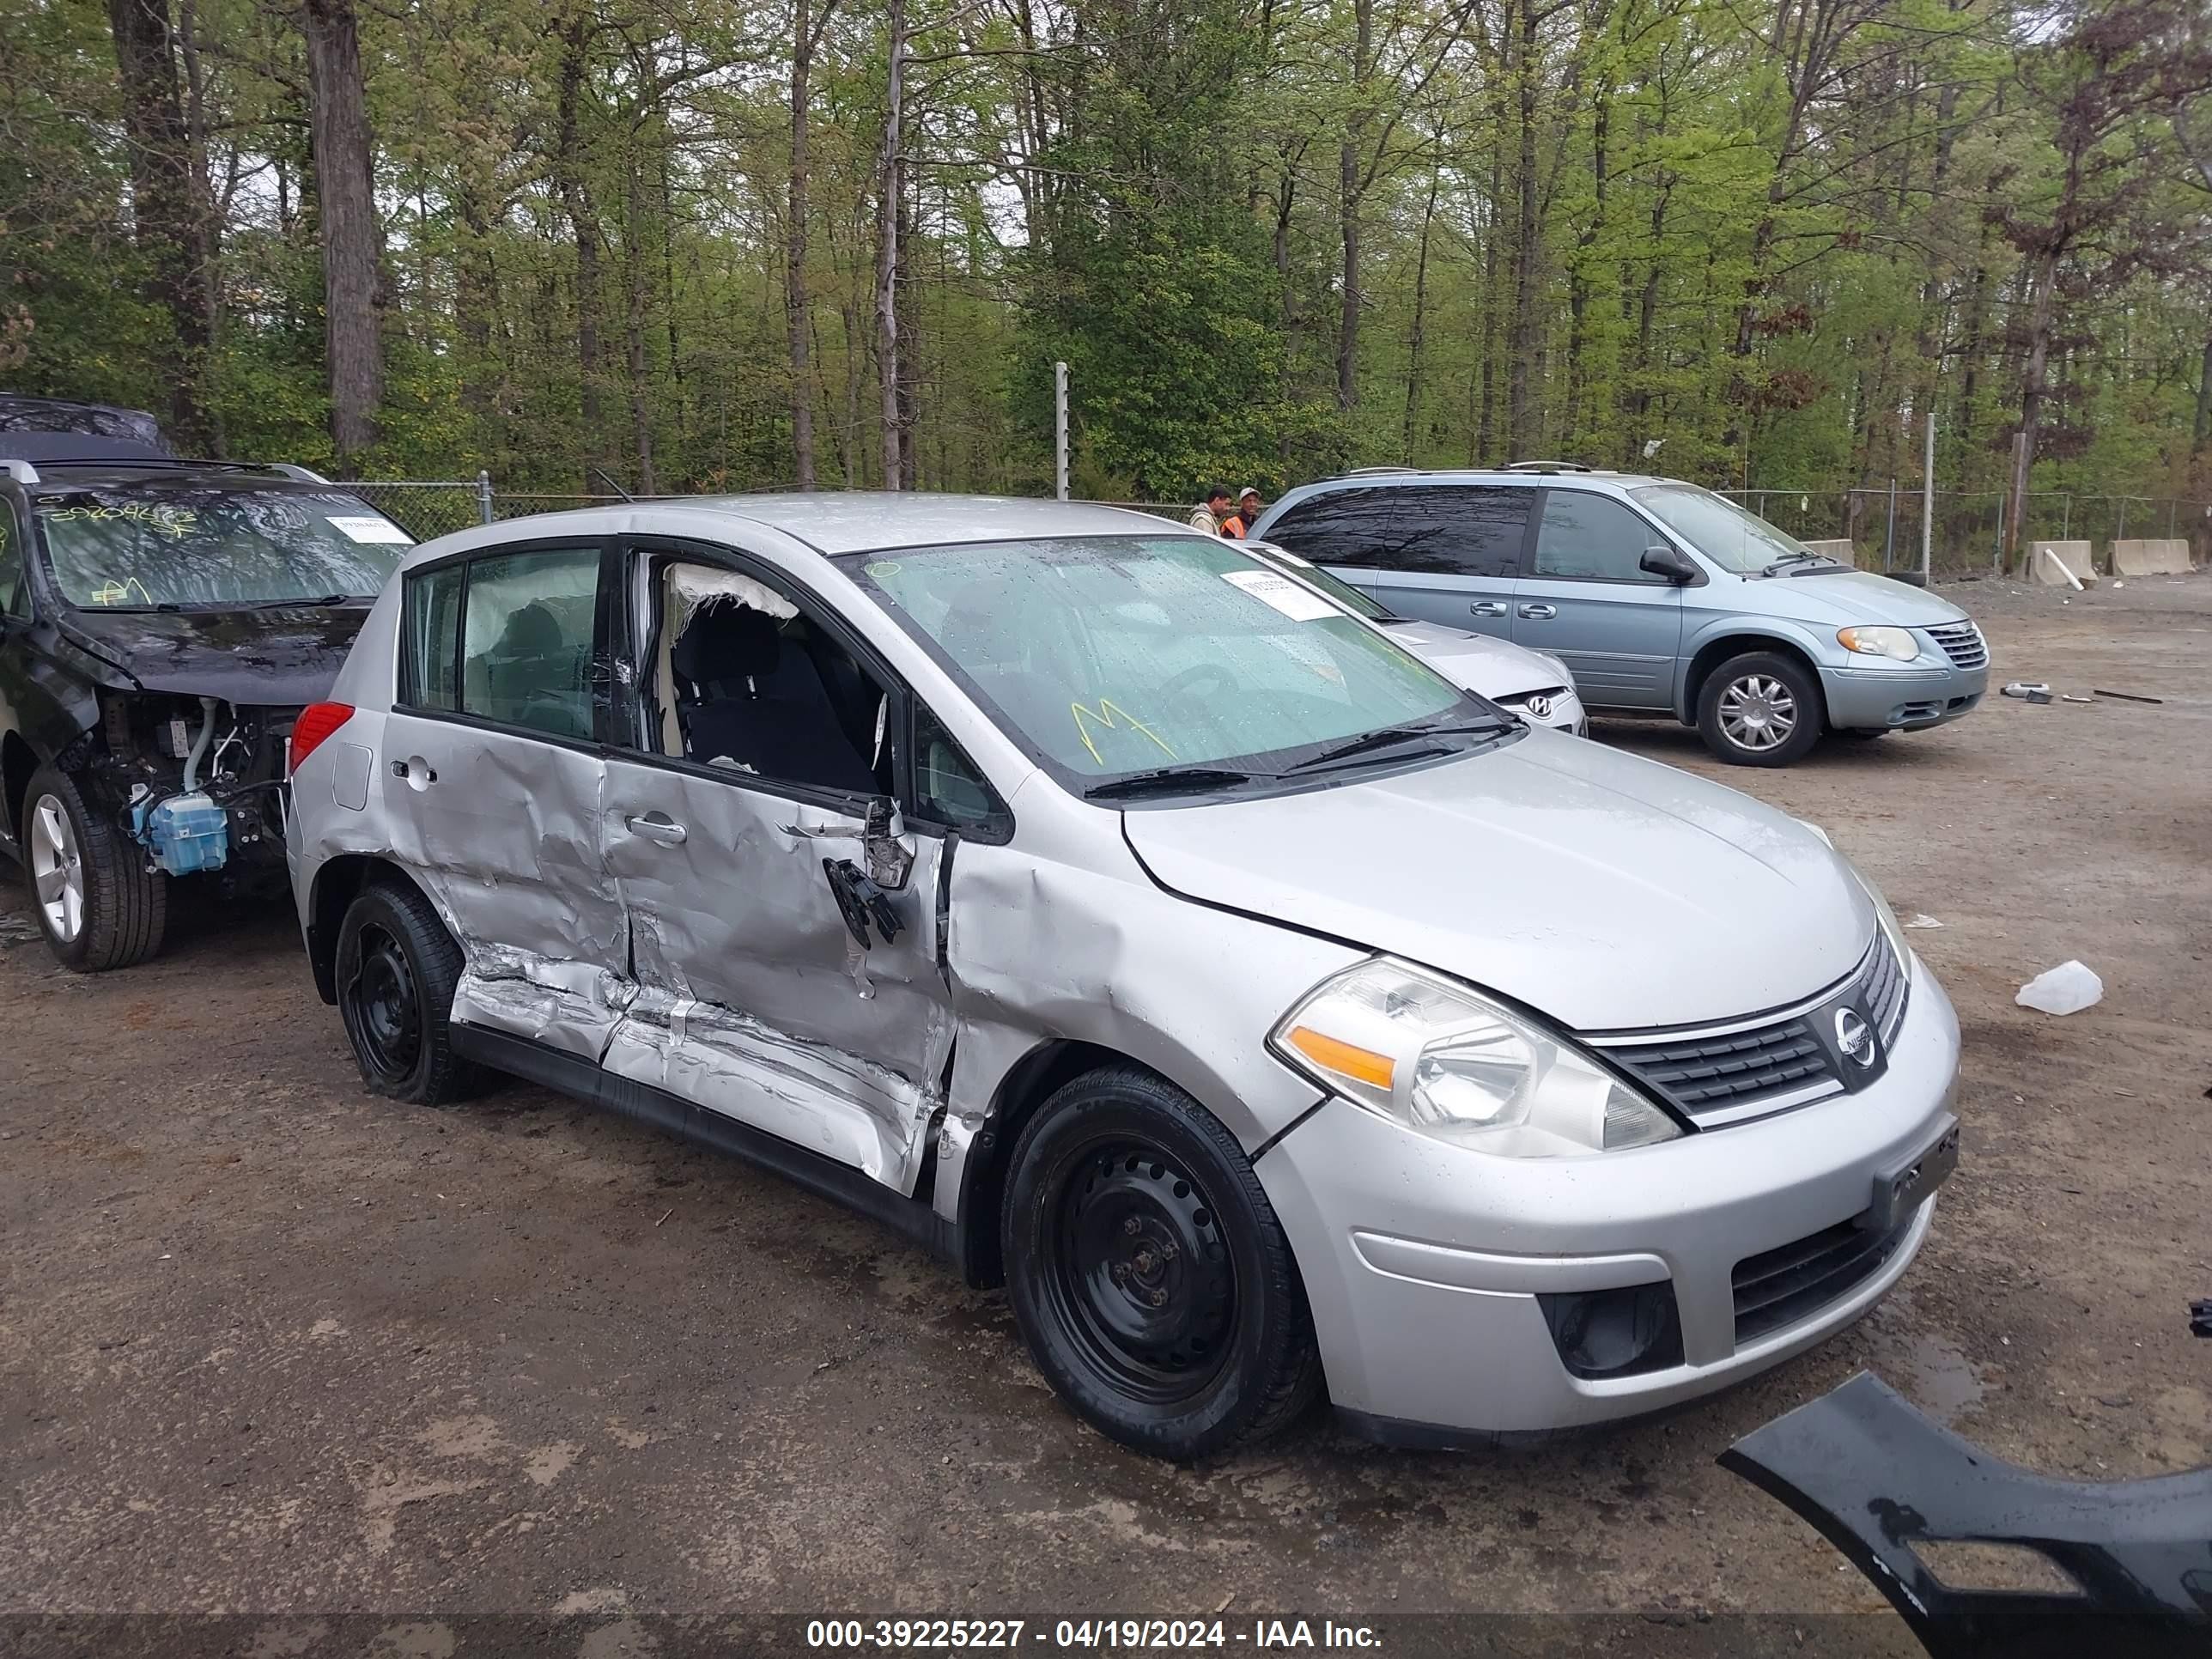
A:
[[36, 485, 412, 609], [1631, 483, 1825, 574], [847, 535, 1506, 795]]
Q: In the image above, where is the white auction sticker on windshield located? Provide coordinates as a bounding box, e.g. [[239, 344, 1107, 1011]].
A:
[[1221, 568, 1339, 621], [326, 514, 414, 545]]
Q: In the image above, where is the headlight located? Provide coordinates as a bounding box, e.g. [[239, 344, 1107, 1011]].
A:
[[1837, 625, 1919, 661], [1850, 863, 1910, 967], [1269, 959, 1682, 1158]]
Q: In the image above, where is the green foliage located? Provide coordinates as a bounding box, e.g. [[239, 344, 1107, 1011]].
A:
[[2, 0, 2204, 525]]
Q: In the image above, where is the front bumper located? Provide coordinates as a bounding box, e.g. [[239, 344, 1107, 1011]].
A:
[[1256, 954, 1960, 1440], [1819, 659, 1987, 732]]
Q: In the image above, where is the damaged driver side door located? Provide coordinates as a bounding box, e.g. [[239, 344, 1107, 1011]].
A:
[[594, 542, 952, 1195]]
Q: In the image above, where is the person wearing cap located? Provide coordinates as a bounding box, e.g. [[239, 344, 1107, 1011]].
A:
[[1188, 486, 1231, 535], [1219, 487, 1263, 538]]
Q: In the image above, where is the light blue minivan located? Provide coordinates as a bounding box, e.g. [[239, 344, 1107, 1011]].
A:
[[1251, 465, 1990, 766]]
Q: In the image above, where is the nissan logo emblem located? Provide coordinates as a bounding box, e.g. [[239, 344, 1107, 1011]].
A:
[[1524, 694, 1553, 720], [1834, 1006, 1876, 1067]]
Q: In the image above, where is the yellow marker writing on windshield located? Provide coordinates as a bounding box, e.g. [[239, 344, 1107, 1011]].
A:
[[1071, 699, 1178, 766]]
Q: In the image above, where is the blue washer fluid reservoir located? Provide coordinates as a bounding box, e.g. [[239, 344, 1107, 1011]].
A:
[[132, 790, 230, 876]]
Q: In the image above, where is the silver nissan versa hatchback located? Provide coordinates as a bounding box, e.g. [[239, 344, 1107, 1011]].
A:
[[287, 495, 1961, 1459]]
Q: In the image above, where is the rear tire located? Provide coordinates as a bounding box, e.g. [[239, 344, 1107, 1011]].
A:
[[1001, 1066, 1322, 1460], [335, 878, 481, 1104], [21, 763, 167, 972], [1696, 651, 1824, 767]]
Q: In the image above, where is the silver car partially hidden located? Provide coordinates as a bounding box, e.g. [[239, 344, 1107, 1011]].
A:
[[1237, 540, 1588, 735], [287, 495, 1961, 1459]]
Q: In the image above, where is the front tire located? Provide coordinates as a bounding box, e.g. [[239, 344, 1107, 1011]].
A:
[[1001, 1066, 1322, 1460], [21, 763, 167, 971], [335, 878, 480, 1104], [1697, 651, 1824, 767]]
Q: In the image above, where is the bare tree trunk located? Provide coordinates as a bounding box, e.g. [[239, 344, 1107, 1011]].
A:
[[624, 154, 656, 495], [895, 179, 918, 489], [2194, 333, 2212, 453], [874, 0, 906, 489], [302, 0, 385, 467], [1334, 0, 1374, 412], [556, 19, 608, 481], [105, 0, 213, 450], [1402, 161, 1438, 461], [1507, 0, 1540, 458], [786, 0, 829, 487]]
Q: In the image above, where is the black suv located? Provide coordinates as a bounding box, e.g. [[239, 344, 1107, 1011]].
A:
[[0, 449, 414, 969]]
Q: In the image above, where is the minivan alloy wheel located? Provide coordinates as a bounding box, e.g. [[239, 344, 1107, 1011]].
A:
[[28, 795, 85, 944], [1717, 674, 1799, 751]]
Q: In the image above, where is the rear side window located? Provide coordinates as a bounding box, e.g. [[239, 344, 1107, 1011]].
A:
[[401, 545, 601, 739], [1383, 486, 1533, 578], [401, 563, 464, 710], [1533, 491, 1668, 583], [1261, 488, 1401, 568]]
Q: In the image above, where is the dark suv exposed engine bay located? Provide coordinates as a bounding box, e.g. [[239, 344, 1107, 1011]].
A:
[[0, 451, 412, 969]]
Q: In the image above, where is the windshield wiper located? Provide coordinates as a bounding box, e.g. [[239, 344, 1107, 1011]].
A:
[[1759, 550, 1840, 577], [1083, 765, 1276, 801], [252, 594, 355, 609], [1289, 719, 1506, 774]]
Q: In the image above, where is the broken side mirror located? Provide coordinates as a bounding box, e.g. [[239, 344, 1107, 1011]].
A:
[[861, 793, 914, 892], [1639, 544, 1698, 584], [822, 856, 905, 950]]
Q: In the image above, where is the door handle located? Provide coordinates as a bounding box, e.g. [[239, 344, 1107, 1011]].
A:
[[1470, 600, 1508, 617], [624, 812, 687, 845], [390, 758, 437, 784], [1518, 603, 1559, 620]]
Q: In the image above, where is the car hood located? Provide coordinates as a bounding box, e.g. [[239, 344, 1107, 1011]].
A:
[[1733, 568, 1972, 628], [59, 605, 372, 705], [1376, 619, 1567, 700], [1121, 731, 1874, 1031]]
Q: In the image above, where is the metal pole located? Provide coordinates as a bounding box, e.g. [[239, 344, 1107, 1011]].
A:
[[1053, 362, 1069, 502], [477, 470, 494, 526], [2060, 493, 2069, 541], [1920, 413, 1934, 585], [1884, 477, 1897, 573], [2116, 496, 2126, 544]]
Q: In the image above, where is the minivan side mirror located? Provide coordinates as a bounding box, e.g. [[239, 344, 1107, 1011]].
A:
[[1639, 544, 1698, 584]]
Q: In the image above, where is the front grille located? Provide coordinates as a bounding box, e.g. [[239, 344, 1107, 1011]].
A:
[[1733, 1212, 1911, 1345], [1595, 933, 1911, 1125], [1925, 620, 1987, 669], [1605, 1020, 1832, 1113], [1863, 929, 1907, 1041]]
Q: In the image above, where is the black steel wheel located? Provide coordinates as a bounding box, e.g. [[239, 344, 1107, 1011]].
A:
[[335, 878, 479, 1104], [1042, 1142, 1239, 1404], [1002, 1066, 1322, 1459]]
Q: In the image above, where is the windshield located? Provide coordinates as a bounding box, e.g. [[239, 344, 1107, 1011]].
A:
[[35, 486, 412, 609], [1246, 544, 1390, 619], [1631, 484, 1819, 574], [846, 535, 1496, 793]]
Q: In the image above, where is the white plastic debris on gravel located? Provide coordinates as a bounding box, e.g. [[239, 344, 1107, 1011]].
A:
[[2016, 960, 2104, 1016]]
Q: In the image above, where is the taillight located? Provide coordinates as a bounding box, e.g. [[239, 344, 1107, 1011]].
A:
[[289, 702, 355, 774]]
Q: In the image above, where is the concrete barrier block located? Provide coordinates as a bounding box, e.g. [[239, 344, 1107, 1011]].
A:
[[2031, 540, 2096, 586], [2111, 538, 2193, 577]]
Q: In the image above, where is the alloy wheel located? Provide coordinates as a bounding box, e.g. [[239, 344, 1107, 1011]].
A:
[[1717, 674, 1799, 752], [27, 794, 85, 944], [1042, 1143, 1239, 1406]]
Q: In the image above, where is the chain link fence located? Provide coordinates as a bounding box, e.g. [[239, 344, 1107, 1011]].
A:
[[337, 476, 2205, 577]]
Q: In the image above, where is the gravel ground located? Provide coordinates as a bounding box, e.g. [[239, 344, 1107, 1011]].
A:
[[1, 572, 2206, 1648]]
